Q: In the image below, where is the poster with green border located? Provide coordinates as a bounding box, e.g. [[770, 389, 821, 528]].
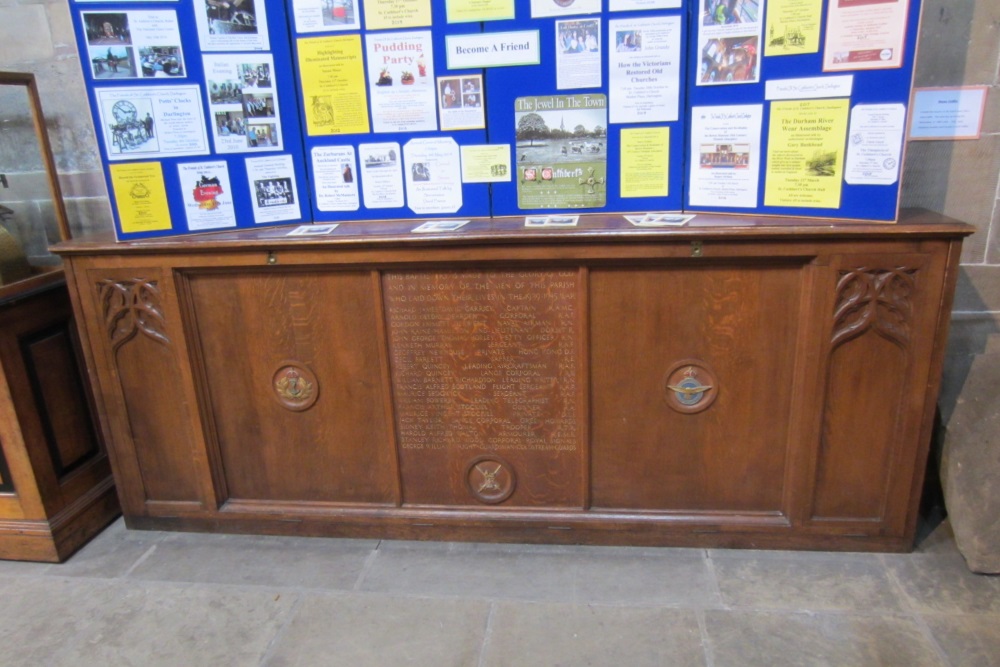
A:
[[514, 94, 607, 209]]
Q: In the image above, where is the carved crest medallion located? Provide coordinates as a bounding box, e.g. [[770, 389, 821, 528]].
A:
[[664, 359, 718, 414], [465, 455, 516, 504], [272, 363, 319, 411]]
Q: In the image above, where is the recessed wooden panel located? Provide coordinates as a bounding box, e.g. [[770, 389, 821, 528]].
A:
[[21, 325, 100, 478], [187, 270, 396, 504], [0, 437, 13, 493], [812, 267, 920, 521], [814, 334, 904, 520], [115, 328, 201, 503], [590, 265, 803, 512], [384, 270, 582, 507]]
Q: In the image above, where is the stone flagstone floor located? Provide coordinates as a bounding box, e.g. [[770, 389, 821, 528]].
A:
[[0, 519, 998, 666]]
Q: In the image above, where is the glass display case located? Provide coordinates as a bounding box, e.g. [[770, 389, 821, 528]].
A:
[[0, 71, 71, 286]]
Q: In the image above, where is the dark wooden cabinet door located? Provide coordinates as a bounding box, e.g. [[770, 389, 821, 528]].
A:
[[186, 270, 397, 505], [590, 264, 804, 514]]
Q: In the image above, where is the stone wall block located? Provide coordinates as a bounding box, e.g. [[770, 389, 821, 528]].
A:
[[941, 349, 1000, 574], [0, 5, 53, 64], [901, 135, 1000, 263]]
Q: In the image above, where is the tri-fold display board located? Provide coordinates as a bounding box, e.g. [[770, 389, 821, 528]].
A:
[[68, 0, 922, 240]]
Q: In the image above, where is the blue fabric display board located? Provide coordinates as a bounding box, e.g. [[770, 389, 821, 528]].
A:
[[67, 0, 923, 240], [288, 0, 492, 222], [685, 0, 922, 221], [485, 0, 687, 217], [69, 0, 310, 240]]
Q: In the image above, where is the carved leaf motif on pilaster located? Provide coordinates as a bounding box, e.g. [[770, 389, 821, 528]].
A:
[[832, 268, 916, 349], [98, 279, 170, 349]]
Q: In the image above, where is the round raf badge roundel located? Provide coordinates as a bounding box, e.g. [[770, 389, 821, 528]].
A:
[[272, 362, 319, 412], [663, 360, 719, 414], [465, 455, 516, 505]]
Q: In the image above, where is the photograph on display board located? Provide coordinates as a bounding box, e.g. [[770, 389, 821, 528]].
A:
[[246, 154, 300, 223], [531, 0, 601, 19], [82, 12, 132, 45], [83, 10, 185, 80], [89, 45, 138, 79], [204, 54, 282, 153], [556, 19, 601, 90], [291, 0, 359, 33], [698, 0, 762, 85], [514, 94, 607, 210], [437, 75, 485, 131], [196, 0, 270, 51], [701, 0, 760, 25]]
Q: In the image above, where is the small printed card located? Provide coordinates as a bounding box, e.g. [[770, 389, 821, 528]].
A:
[[624, 213, 693, 227], [287, 223, 339, 236], [524, 214, 580, 227], [412, 220, 471, 233]]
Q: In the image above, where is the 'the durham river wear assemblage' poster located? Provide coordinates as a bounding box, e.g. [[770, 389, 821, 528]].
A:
[[764, 98, 849, 208], [515, 94, 607, 209]]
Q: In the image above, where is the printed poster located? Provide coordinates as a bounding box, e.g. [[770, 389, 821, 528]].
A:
[[246, 154, 301, 223], [291, 0, 359, 33], [82, 10, 185, 80], [698, 0, 764, 85], [765, 0, 821, 56], [177, 160, 237, 230], [531, 0, 600, 18], [556, 19, 602, 90], [312, 145, 360, 211], [824, 0, 909, 72], [609, 0, 682, 9], [764, 99, 850, 208], [109, 162, 172, 233], [446, 0, 515, 23], [909, 87, 988, 140], [688, 104, 763, 208], [365, 0, 432, 30], [620, 127, 669, 198], [194, 0, 270, 52], [204, 54, 282, 153], [461, 144, 511, 183], [844, 103, 905, 185], [95, 85, 209, 160], [403, 138, 463, 214], [366, 31, 437, 133], [609, 15, 682, 123], [359, 142, 405, 208], [515, 94, 607, 210], [437, 74, 485, 131], [298, 35, 370, 136]]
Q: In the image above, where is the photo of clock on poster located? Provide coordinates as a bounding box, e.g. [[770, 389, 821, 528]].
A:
[[514, 94, 607, 210]]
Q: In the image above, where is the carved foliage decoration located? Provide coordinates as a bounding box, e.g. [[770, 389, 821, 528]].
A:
[[832, 268, 916, 349], [99, 279, 169, 349]]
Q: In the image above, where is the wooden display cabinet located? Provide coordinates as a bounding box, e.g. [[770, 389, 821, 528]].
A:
[[0, 272, 118, 561], [0, 72, 119, 562], [54, 210, 972, 551]]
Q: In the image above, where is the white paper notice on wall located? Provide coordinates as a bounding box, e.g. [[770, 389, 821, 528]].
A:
[[909, 87, 988, 141], [845, 103, 905, 186]]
